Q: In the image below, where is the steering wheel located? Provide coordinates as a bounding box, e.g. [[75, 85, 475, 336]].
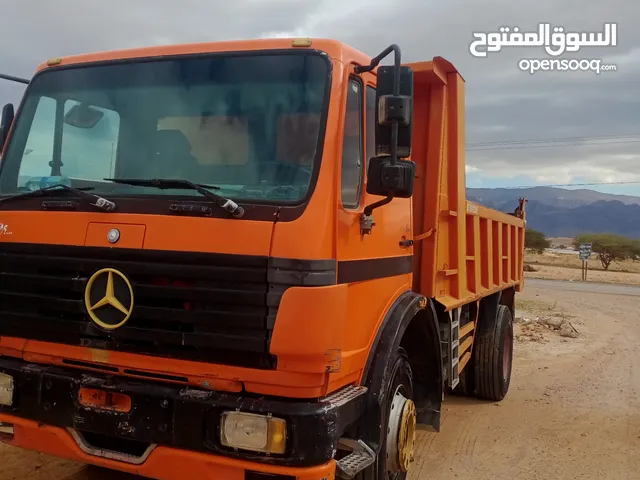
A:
[[259, 161, 312, 185]]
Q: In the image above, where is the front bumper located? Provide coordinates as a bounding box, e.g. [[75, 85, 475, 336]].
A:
[[0, 356, 366, 477], [0, 414, 336, 480]]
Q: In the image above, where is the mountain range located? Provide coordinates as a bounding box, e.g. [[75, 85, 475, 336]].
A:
[[466, 187, 640, 239]]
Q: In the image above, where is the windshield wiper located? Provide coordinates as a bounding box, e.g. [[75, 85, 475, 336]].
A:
[[0, 184, 116, 211], [104, 178, 245, 218]]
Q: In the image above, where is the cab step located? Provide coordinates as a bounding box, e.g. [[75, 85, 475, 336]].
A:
[[440, 307, 461, 389], [336, 439, 376, 479]]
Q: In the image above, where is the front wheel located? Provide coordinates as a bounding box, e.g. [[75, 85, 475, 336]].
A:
[[358, 347, 417, 480]]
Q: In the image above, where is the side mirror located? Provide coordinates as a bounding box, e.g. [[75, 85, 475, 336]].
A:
[[373, 65, 414, 159], [365, 65, 415, 199], [355, 45, 416, 234], [0, 103, 15, 151], [366, 156, 415, 198]]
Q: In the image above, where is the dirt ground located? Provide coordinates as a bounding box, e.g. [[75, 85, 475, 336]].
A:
[[2, 280, 640, 479], [524, 263, 640, 286], [526, 251, 640, 274], [408, 280, 640, 480], [525, 251, 640, 286]]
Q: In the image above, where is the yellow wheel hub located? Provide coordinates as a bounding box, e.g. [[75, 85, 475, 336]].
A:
[[386, 391, 417, 473], [398, 399, 417, 471]]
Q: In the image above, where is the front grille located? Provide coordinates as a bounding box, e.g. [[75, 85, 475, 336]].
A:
[[0, 243, 278, 368]]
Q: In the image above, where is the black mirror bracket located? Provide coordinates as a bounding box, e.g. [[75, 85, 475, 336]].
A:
[[360, 195, 392, 234]]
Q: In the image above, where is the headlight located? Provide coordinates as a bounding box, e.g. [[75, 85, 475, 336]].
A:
[[220, 411, 286, 454], [0, 373, 14, 407]]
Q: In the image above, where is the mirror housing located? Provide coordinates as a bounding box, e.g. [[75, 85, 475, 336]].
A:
[[374, 65, 413, 158], [64, 104, 104, 129], [366, 156, 416, 198], [0, 103, 15, 152]]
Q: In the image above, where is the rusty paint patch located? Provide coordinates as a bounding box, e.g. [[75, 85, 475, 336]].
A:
[[325, 349, 342, 373], [179, 388, 213, 401], [117, 421, 136, 435], [90, 349, 110, 364]]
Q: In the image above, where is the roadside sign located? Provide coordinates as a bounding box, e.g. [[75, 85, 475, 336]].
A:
[[579, 243, 592, 281], [579, 243, 592, 260]]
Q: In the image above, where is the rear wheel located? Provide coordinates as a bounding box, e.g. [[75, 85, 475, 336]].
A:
[[473, 305, 513, 401]]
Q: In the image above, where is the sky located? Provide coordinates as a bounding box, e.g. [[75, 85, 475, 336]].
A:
[[1, 0, 638, 196]]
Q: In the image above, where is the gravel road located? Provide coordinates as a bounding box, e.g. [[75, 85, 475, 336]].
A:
[[526, 278, 640, 296]]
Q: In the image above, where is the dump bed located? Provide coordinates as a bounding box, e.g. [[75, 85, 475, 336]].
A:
[[407, 58, 526, 310]]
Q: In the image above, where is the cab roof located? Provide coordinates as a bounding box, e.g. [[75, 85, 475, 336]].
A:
[[34, 38, 462, 84], [36, 38, 371, 72]]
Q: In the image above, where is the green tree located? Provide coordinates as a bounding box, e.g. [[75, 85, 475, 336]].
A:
[[525, 229, 550, 254], [574, 233, 637, 270]]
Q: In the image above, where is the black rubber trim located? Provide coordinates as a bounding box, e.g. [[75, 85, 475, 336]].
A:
[[266, 257, 337, 329], [359, 291, 443, 448], [337, 255, 413, 283], [0, 357, 366, 468], [361, 291, 426, 385], [268, 257, 337, 287]]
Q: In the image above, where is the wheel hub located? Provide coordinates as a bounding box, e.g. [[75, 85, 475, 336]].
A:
[[386, 390, 417, 473]]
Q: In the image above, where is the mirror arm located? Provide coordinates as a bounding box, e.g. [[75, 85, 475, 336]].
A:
[[0, 73, 29, 85], [363, 194, 393, 217], [361, 194, 394, 234], [355, 44, 401, 167], [354, 44, 401, 80]]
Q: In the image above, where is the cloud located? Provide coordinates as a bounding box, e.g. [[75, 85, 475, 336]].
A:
[[1, 0, 638, 194]]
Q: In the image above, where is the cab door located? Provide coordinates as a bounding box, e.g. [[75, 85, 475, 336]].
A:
[[335, 66, 414, 367]]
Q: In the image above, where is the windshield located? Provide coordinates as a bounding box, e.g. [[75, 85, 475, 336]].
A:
[[0, 51, 330, 204]]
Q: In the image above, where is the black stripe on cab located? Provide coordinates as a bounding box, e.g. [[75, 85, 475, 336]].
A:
[[337, 255, 413, 284]]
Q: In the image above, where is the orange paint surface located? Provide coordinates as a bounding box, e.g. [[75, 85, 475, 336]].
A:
[[0, 40, 526, 399], [407, 58, 526, 311], [78, 388, 132, 413]]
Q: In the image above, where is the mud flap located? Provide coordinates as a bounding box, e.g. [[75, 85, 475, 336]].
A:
[[415, 404, 440, 432], [362, 292, 443, 439]]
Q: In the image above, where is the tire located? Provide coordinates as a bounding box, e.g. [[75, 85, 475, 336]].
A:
[[473, 304, 513, 401], [357, 347, 415, 480]]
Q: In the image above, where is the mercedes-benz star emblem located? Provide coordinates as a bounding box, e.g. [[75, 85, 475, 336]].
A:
[[84, 268, 134, 330], [107, 228, 120, 244]]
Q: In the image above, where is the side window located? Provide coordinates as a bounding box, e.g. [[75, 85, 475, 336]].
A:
[[18, 96, 56, 181], [366, 86, 376, 161], [61, 100, 120, 180], [341, 79, 363, 208]]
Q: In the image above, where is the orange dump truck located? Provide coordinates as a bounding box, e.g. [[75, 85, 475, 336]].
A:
[[0, 39, 526, 480]]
